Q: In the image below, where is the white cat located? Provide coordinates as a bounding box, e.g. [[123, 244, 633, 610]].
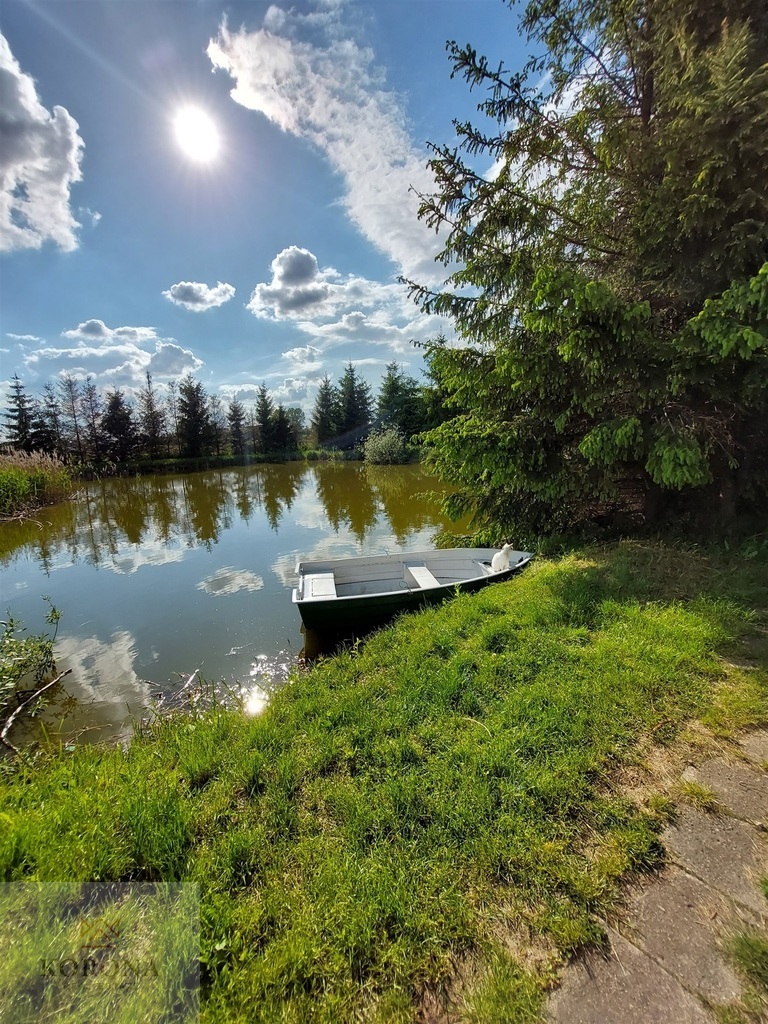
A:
[[491, 543, 513, 572]]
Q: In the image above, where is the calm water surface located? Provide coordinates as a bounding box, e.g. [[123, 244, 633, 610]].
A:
[[0, 462, 460, 745]]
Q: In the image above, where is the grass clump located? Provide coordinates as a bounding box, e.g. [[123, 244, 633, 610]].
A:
[[0, 542, 766, 1021], [676, 780, 721, 813], [0, 449, 72, 516], [728, 931, 768, 992]]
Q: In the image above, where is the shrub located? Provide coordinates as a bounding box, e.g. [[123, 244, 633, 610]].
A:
[[362, 427, 409, 465]]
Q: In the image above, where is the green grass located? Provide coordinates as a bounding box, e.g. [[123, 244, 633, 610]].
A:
[[676, 780, 721, 812], [1, 541, 766, 1022], [728, 932, 768, 992]]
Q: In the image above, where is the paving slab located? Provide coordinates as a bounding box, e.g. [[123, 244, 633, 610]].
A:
[[546, 929, 712, 1024], [681, 758, 768, 822], [663, 806, 768, 918], [738, 730, 768, 767], [617, 866, 743, 1003]]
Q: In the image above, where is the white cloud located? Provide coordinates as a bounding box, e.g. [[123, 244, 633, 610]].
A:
[[148, 342, 203, 376], [0, 33, 85, 253], [269, 377, 312, 404], [247, 245, 418, 324], [217, 384, 263, 403], [247, 247, 332, 317], [297, 308, 447, 355], [23, 319, 203, 386], [6, 333, 42, 342], [208, 9, 444, 282], [163, 280, 236, 311]]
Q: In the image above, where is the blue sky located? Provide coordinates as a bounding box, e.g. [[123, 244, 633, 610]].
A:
[[1, 0, 526, 412]]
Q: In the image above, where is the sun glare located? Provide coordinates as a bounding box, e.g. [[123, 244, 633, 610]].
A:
[[173, 106, 220, 163]]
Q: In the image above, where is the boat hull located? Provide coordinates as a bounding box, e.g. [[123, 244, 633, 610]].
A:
[[292, 548, 532, 631]]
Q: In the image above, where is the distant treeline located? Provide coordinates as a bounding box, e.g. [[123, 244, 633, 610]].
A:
[[1, 361, 445, 466]]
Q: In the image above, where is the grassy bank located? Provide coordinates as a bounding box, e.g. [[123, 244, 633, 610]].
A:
[[0, 450, 73, 517], [1, 542, 767, 1022]]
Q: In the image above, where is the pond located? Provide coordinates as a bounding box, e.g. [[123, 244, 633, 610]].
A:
[[0, 462, 462, 746]]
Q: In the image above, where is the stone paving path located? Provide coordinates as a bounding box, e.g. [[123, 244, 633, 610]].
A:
[[546, 731, 768, 1023]]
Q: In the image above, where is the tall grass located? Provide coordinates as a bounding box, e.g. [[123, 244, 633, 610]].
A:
[[0, 543, 766, 1021], [0, 449, 73, 516]]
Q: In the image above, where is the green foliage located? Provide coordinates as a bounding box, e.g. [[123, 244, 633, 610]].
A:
[[408, 0, 768, 537], [177, 375, 211, 458], [101, 388, 138, 462], [0, 602, 59, 719], [362, 426, 410, 465], [376, 362, 426, 438], [310, 365, 372, 447], [727, 931, 768, 992], [2, 375, 32, 451], [311, 374, 337, 445], [335, 362, 372, 436], [138, 371, 167, 459], [226, 396, 246, 457]]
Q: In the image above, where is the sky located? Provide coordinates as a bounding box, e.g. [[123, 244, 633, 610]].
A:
[[0, 0, 527, 413]]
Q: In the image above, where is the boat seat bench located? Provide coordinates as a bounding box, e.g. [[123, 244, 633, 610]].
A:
[[405, 563, 442, 589], [305, 571, 337, 599]]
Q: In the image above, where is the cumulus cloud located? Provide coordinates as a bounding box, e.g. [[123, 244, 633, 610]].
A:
[[248, 246, 332, 317], [6, 333, 42, 342], [208, 9, 444, 282], [297, 308, 447, 355], [163, 280, 236, 311], [0, 33, 85, 252], [23, 319, 203, 386], [248, 245, 406, 321], [281, 344, 324, 376]]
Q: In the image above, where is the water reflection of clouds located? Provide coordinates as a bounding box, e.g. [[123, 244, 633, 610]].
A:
[[101, 540, 185, 575], [197, 567, 265, 596], [33, 631, 151, 743]]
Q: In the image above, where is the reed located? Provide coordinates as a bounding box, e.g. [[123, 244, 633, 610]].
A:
[[0, 449, 72, 516]]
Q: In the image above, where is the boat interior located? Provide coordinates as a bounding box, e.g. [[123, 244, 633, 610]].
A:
[[298, 555, 498, 601]]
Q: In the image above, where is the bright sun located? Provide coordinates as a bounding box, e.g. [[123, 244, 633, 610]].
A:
[[173, 107, 220, 163]]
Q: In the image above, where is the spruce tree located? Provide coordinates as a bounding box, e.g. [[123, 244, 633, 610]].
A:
[[407, 0, 768, 535], [311, 375, 337, 445], [254, 384, 276, 454], [102, 388, 138, 462], [138, 371, 166, 459], [3, 375, 32, 450], [178, 375, 212, 457], [227, 397, 247, 457]]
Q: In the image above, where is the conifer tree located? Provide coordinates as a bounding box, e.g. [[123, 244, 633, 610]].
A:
[[58, 373, 85, 463], [336, 363, 371, 435], [408, 0, 768, 535], [80, 375, 104, 461], [311, 375, 337, 445], [178, 375, 211, 458], [3, 375, 32, 450], [227, 397, 247, 457], [102, 388, 138, 462], [138, 371, 166, 459], [255, 384, 276, 454]]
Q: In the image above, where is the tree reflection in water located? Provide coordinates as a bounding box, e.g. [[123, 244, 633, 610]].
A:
[[0, 463, 458, 574]]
